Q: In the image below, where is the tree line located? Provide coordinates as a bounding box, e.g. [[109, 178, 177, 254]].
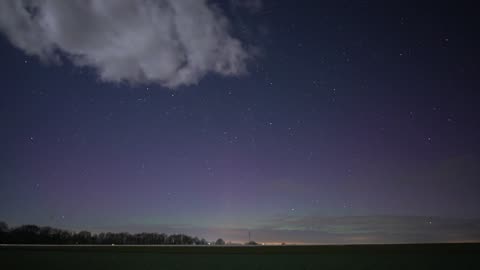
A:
[[0, 221, 227, 245]]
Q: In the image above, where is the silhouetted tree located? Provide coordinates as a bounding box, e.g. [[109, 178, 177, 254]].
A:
[[0, 221, 7, 232], [192, 237, 200, 245], [215, 238, 225, 245], [76, 231, 92, 244], [10, 225, 40, 243], [0, 222, 213, 245], [0, 221, 8, 242]]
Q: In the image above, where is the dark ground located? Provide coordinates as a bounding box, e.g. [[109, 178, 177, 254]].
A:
[[1, 243, 480, 269]]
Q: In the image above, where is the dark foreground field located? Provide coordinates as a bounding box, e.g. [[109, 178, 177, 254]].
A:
[[1, 243, 480, 269]]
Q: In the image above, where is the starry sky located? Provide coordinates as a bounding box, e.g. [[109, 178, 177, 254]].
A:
[[0, 0, 479, 244]]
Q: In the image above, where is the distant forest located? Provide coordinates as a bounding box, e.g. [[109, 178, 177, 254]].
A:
[[0, 221, 232, 245]]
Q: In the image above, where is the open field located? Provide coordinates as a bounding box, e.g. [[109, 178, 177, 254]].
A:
[[1, 244, 480, 269]]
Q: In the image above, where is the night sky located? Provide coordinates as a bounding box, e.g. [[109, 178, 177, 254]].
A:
[[1, 0, 479, 244]]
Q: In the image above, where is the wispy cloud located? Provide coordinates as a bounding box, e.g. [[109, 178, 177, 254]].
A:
[[0, 0, 253, 87]]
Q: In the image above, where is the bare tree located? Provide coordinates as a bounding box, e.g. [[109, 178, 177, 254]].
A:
[[0, 222, 210, 245]]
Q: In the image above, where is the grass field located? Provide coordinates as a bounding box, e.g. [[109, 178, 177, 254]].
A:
[[1, 244, 480, 269]]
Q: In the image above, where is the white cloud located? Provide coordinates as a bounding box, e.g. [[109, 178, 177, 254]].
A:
[[0, 0, 252, 87]]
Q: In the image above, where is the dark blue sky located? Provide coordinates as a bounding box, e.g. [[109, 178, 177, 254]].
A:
[[0, 0, 479, 244]]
